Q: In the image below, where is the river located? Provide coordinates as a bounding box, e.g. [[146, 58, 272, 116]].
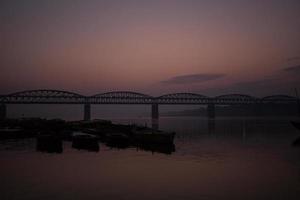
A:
[[1, 117, 300, 200]]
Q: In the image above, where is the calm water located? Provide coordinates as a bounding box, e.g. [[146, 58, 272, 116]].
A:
[[1, 117, 300, 200]]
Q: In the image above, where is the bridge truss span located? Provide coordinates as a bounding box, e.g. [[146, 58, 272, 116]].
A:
[[214, 94, 258, 105], [90, 91, 153, 104], [1, 90, 297, 105], [261, 95, 297, 104], [1, 89, 298, 121], [2, 90, 86, 104], [156, 93, 210, 104]]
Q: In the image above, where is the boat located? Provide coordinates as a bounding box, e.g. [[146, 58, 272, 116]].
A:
[[291, 121, 300, 130], [105, 132, 130, 143], [136, 142, 175, 154], [72, 132, 99, 152], [105, 132, 131, 148], [36, 134, 63, 153], [0, 128, 23, 137], [0, 127, 34, 140], [132, 128, 175, 144]]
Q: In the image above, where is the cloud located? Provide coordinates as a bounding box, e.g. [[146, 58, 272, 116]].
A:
[[162, 73, 226, 84], [232, 78, 276, 89], [220, 78, 286, 96], [284, 65, 300, 72], [286, 57, 300, 62]]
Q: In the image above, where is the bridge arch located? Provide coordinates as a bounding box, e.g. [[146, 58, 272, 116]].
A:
[[92, 91, 152, 98], [261, 95, 297, 103], [90, 91, 153, 104], [157, 93, 208, 99], [7, 89, 85, 98], [156, 93, 209, 104], [215, 94, 256, 100], [262, 95, 296, 100], [214, 94, 257, 104], [3, 89, 86, 105]]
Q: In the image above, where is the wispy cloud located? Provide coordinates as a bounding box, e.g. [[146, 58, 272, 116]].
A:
[[162, 73, 226, 84], [284, 65, 300, 72], [232, 78, 276, 89], [286, 57, 300, 62]]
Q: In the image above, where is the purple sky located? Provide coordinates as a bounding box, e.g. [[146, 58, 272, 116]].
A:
[[1, 0, 300, 97]]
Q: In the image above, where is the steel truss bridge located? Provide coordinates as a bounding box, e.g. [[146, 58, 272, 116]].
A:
[[0, 89, 298, 120]]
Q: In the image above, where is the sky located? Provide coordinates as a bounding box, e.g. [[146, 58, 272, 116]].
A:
[[1, 0, 300, 97]]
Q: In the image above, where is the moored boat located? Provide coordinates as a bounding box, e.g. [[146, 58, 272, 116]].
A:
[[36, 134, 63, 153], [105, 132, 131, 148], [0, 127, 33, 140], [105, 132, 130, 143], [72, 132, 99, 151], [132, 128, 175, 144], [136, 142, 176, 154]]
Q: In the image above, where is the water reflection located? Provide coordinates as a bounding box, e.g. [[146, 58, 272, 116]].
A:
[[135, 142, 175, 154], [1, 117, 300, 200], [207, 119, 215, 135], [105, 140, 176, 154], [29, 117, 299, 155], [105, 140, 131, 149], [4, 117, 300, 156], [34, 131, 176, 155]]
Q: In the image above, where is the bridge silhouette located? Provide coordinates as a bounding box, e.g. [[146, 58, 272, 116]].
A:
[[0, 89, 298, 121]]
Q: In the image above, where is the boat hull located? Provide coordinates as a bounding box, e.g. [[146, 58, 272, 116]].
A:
[[72, 134, 99, 152], [36, 135, 63, 153], [133, 132, 175, 144]]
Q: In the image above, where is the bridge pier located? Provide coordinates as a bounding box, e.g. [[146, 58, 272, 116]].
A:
[[152, 118, 159, 130], [0, 104, 6, 120], [254, 103, 263, 116], [151, 104, 159, 120], [151, 103, 159, 129], [151, 104, 159, 130], [207, 104, 215, 119], [84, 103, 91, 121]]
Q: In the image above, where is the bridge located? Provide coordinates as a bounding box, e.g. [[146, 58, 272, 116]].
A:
[[0, 89, 298, 121]]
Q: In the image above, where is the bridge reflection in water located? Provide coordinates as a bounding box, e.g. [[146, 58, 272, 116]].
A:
[[0, 90, 298, 124]]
